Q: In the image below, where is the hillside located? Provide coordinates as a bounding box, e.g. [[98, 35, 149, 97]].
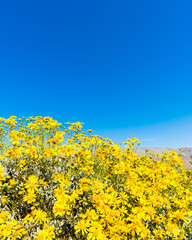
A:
[[135, 148, 192, 168]]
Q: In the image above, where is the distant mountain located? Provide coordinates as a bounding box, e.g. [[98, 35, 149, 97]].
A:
[[135, 148, 192, 168]]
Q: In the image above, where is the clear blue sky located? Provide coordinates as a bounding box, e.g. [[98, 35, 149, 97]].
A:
[[0, 0, 192, 147]]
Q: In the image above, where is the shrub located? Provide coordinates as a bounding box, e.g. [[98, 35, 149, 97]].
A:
[[0, 116, 191, 239]]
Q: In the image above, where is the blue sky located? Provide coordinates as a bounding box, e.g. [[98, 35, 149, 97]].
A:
[[0, 0, 192, 147]]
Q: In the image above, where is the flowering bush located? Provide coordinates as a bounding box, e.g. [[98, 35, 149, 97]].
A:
[[0, 116, 191, 239]]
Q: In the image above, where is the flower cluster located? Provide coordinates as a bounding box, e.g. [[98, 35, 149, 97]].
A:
[[0, 116, 191, 239]]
